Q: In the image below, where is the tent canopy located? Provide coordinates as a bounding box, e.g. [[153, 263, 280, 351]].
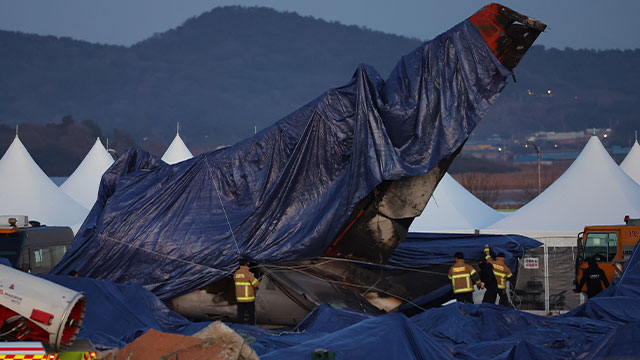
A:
[[161, 131, 193, 165], [60, 138, 114, 209], [0, 136, 88, 226], [410, 173, 504, 232], [620, 139, 640, 185], [487, 136, 640, 233]]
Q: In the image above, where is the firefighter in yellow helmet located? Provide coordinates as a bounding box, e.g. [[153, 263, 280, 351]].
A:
[[448, 252, 483, 303], [234, 259, 260, 324], [484, 245, 513, 307]]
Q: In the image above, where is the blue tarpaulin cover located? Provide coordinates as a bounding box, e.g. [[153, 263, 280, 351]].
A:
[[389, 232, 542, 270], [0, 257, 10, 266], [52, 19, 511, 300], [227, 242, 640, 359], [39, 274, 208, 349], [36, 239, 640, 358]]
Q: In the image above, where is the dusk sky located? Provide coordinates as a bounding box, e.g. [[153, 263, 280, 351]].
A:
[[1, 0, 639, 50]]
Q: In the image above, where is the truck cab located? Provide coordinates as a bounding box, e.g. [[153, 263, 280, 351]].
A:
[[575, 216, 640, 293], [0, 215, 74, 274]]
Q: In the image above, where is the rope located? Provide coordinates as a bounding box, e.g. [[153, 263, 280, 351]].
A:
[[98, 233, 232, 275], [203, 154, 241, 255], [255, 260, 337, 280], [316, 256, 450, 276]]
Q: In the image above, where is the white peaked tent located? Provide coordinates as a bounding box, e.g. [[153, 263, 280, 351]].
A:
[[620, 139, 640, 185], [410, 173, 504, 232], [161, 127, 193, 165], [0, 136, 88, 226], [486, 136, 640, 235], [60, 138, 114, 209]]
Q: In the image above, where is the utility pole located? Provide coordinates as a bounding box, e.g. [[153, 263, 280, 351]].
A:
[[527, 140, 541, 195]]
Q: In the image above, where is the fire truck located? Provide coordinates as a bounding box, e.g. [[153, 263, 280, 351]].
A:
[[574, 215, 640, 293]]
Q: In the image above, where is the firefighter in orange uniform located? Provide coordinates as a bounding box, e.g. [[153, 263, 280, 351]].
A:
[[448, 252, 483, 303], [484, 245, 513, 307], [234, 259, 260, 324]]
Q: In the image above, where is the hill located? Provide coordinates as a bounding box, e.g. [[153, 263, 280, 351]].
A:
[[484, 46, 640, 143], [0, 6, 419, 148], [1, 5, 639, 173]]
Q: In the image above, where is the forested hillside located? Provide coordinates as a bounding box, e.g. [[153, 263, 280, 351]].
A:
[[0, 6, 418, 147], [1, 5, 639, 176], [485, 46, 640, 142]]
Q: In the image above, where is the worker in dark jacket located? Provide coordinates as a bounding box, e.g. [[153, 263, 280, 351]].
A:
[[448, 252, 484, 303], [234, 259, 260, 324], [578, 257, 610, 298], [479, 254, 498, 304], [484, 245, 513, 307]]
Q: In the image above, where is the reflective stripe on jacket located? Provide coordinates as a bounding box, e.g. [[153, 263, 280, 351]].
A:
[[484, 246, 512, 289], [234, 265, 260, 302], [489, 258, 512, 289], [448, 261, 480, 294]]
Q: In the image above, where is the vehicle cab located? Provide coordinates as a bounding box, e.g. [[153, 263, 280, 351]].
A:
[[575, 216, 640, 292], [0, 215, 74, 273]]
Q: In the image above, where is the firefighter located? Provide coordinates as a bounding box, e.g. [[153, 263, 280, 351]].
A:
[[484, 245, 513, 307], [578, 257, 609, 298], [448, 252, 483, 303], [479, 255, 498, 304], [234, 259, 260, 324]]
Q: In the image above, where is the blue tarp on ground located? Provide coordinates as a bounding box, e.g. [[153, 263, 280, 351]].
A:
[[230, 305, 451, 360], [228, 298, 629, 359], [52, 18, 511, 300], [389, 233, 542, 270], [558, 241, 640, 359], [39, 275, 208, 349], [34, 241, 639, 358], [229, 305, 376, 356], [226, 242, 640, 359]]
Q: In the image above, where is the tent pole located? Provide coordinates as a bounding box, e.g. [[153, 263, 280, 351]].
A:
[[544, 243, 549, 314]]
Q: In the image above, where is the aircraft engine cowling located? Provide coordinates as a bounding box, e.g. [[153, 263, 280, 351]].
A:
[[0, 265, 86, 352]]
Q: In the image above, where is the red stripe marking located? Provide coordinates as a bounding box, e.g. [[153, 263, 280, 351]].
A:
[[326, 209, 365, 252]]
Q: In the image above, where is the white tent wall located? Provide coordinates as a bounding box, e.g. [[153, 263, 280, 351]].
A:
[[0, 136, 88, 227], [409, 173, 504, 232], [60, 138, 114, 209], [620, 140, 640, 185]]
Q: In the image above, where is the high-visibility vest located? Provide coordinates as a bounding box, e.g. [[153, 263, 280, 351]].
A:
[[489, 259, 512, 289], [484, 247, 512, 290], [234, 266, 260, 302], [448, 263, 478, 294]]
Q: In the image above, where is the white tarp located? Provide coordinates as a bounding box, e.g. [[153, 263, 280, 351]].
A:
[[486, 136, 640, 234], [161, 132, 193, 165], [410, 173, 504, 232], [620, 140, 640, 185], [60, 138, 114, 209], [0, 136, 88, 226]]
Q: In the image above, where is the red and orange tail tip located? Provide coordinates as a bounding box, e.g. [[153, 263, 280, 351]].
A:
[[469, 3, 546, 70]]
